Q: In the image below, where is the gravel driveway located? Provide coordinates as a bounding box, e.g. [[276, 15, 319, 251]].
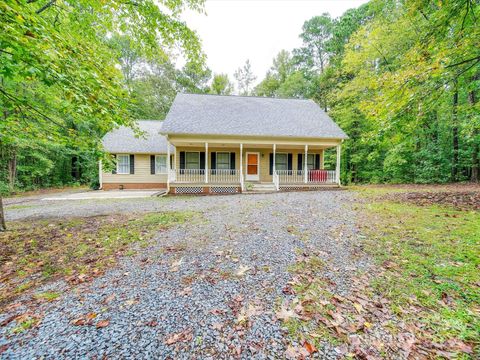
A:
[[1, 190, 365, 359]]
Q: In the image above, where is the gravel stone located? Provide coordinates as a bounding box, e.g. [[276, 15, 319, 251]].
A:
[[1, 190, 365, 359]]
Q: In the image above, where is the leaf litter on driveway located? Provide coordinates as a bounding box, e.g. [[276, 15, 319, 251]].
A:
[[1, 191, 378, 359]]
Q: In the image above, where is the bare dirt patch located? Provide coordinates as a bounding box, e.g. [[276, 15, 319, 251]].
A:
[[388, 190, 480, 211], [356, 183, 480, 211]]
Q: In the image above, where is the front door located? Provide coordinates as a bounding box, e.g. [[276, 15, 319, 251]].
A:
[[246, 152, 260, 181]]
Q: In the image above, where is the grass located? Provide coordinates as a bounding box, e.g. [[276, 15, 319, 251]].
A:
[[0, 211, 196, 308], [361, 200, 480, 344]]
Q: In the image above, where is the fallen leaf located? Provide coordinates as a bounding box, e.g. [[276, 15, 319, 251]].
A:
[[303, 341, 317, 354], [165, 328, 193, 345], [276, 304, 297, 321], [236, 265, 251, 276], [71, 317, 86, 326], [353, 302, 363, 313], [285, 345, 309, 359], [125, 299, 138, 306], [170, 257, 184, 272], [102, 294, 115, 304], [96, 319, 109, 328], [211, 322, 223, 330]]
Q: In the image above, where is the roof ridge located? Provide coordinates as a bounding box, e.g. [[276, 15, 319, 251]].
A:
[[179, 92, 312, 102]]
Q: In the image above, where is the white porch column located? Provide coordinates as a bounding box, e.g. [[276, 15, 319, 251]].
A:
[[240, 143, 244, 190], [205, 142, 209, 184], [98, 160, 103, 189], [336, 144, 341, 185], [167, 140, 171, 189], [304, 145, 308, 183], [273, 143, 276, 175]]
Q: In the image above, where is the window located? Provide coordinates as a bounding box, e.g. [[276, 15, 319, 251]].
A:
[[186, 152, 200, 169], [307, 154, 315, 170], [155, 155, 167, 174], [216, 152, 230, 170], [275, 153, 288, 171], [117, 154, 130, 174]]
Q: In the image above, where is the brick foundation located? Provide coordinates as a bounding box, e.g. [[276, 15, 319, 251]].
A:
[[102, 183, 167, 190]]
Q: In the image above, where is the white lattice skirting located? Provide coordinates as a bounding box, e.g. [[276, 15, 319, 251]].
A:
[[210, 186, 239, 194], [174, 186, 204, 194], [280, 186, 332, 191]]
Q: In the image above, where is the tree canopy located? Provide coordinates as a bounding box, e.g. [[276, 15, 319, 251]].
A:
[[0, 0, 206, 229], [255, 0, 479, 184]]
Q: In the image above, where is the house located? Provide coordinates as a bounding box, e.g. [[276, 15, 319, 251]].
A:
[[100, 93, 347, 194]]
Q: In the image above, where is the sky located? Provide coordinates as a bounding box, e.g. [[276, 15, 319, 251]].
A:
[[181, 0, 369, 86]]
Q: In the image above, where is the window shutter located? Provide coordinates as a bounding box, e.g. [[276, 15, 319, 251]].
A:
[[130, 155, 135, 174], [315, 154, 320, 170], [200, 152, 205, 170], [230, 152, 235, 170], [112, 154, 117, 174], [287, 153, 293, 171], [179, 152, 185, 170], [269, 153, 273, 175], [170, 155, 174, 169], [150, 155, 155, 174], [211, 152, 216, 170], [297, 154, 302, 174]]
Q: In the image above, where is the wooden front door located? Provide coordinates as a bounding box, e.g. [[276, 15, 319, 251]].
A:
[[246, 152, 259, 181]]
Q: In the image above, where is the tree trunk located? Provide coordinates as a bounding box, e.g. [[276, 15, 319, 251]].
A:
[[469, 73, 479, 182], [0, 196, 6, 231], [7, 150, 17, 192], [451, 80, 459, 182]]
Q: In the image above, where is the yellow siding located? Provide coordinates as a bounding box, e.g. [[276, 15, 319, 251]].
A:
[[103, 154, 168, 184]]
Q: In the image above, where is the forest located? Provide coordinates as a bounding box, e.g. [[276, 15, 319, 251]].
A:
[[0, 0, 479, 196]]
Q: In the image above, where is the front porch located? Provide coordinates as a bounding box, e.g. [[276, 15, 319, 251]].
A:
[[165, 141, 342, 194]]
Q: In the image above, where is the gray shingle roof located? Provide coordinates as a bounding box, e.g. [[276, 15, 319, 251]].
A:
[[161, 93, 348, 139], [102, 120, 171, 154]]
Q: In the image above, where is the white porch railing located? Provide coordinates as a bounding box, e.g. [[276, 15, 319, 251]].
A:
[[169, 169, 240, 184], [209, 169, 241, 183], [168, 169, 337, 185], [275, 170, 337, 184], [170, 169, 205, 183]]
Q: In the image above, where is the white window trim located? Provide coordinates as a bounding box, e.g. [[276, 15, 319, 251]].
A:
[[215, 151, 231, 170], [155, 155, 168, 174], [185, 151, 200, 170], [117, 154, 130, 175]]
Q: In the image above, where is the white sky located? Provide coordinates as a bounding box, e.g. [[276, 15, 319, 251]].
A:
[[181, 0, 369, 86]]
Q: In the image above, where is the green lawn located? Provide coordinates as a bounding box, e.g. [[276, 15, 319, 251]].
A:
[[362, 201, 479, 345]]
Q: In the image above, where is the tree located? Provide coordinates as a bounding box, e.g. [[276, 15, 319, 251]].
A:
[[0, 0, 205, 230], [234, 60, 257, 96], [129, 60, 179, 119], [295, 14, 333, 74], [177, 62, 212, 94], [277, 72, 309, 99], [209, 73, 234, 95]]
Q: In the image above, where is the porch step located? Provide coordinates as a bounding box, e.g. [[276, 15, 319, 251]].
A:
[[247, 183, 277, 193]]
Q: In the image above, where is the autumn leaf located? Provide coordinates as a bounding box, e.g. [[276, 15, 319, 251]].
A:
[[285, 345, 309, 359], [165, 328, 193, 345], [276, 303, 297, 321], [236, 265, 251, 276], [303, 341, 317, 354], [96, 319, 109, 328]]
